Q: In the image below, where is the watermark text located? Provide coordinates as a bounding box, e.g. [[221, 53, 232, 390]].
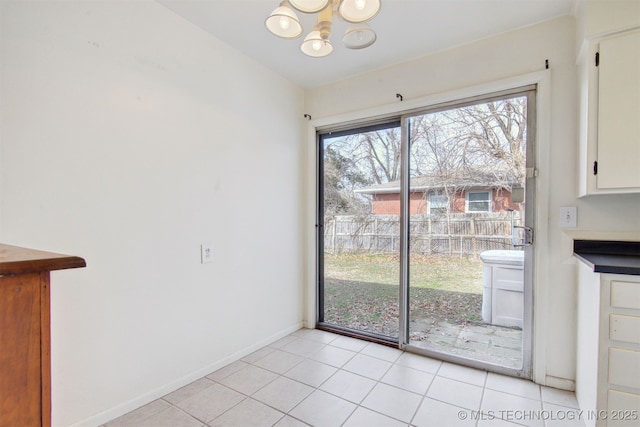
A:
[[457, 409, 638, 422]]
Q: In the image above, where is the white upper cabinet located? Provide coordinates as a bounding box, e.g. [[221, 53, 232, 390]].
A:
[[578, 28, 640, 196], [597, 30, 640, 190]]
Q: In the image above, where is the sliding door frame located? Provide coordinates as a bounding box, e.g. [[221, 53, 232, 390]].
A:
[[306, 71, 551, 382], [398, 87, 537, 379], [316, 121, 401, 346]]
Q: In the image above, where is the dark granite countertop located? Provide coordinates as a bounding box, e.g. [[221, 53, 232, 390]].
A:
[[573, 240, 640, 276]]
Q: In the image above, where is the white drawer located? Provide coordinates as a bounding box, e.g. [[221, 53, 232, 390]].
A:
[[611, 281, 640, 310], [610, 315, 640, 344], [607, 390, 640, 427], [609, 348, 640, 389]]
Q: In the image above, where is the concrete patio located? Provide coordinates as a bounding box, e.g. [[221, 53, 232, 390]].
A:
[[409, 320, 523, 369]]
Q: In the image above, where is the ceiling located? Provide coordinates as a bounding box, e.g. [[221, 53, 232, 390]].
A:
[[157, 0, 576, 89]]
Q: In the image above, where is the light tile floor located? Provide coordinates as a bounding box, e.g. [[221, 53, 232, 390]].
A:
[[104, 329, 584, 427]]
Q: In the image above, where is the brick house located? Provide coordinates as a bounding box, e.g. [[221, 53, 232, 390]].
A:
[[355, 170, 522, 215]]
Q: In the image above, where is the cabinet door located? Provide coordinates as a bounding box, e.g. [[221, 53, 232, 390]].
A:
[[597, 29, 640, 190], [0, 274, 42, 427]]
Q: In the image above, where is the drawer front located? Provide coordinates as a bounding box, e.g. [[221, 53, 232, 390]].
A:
[[611, 281, 640, 310], [609, 348, 640, 389], [607, 390, 640, 427], [610, 315, 640, 344]]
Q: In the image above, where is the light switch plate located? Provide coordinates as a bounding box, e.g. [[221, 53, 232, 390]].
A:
[[201, 243, 213, 264], [559, 207, 577, 228]]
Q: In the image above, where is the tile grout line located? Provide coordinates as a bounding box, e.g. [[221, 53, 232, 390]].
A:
[[348, 346, 402, 425], [267, 334, 486, 426], [108, 330, 583, 427], [281, 335, 413, 426], [407, 369, 439, 427], [475, 368, 490, 427], [250, 335, 362, 425]]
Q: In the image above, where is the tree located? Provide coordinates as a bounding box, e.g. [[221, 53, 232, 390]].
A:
[[323, 146, 371, 215], [452, 97, 527, 186], [330, 128, 402, 185], [322, 96, 528, 216], [408, 96, 528, 196], [323, 127, 402, 215]]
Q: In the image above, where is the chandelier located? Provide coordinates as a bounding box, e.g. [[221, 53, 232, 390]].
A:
[[265, 0, 381, 58]]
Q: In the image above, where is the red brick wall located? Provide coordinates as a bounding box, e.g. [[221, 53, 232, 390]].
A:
[[451, 192, 466, 213], [493, 188, 520, 211], [372, 192, 426, 215], [370, 189, 520, 215]]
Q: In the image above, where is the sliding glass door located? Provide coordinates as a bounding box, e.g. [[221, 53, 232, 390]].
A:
[[403, 92, 535, 375], [317, 88, 535, 376], [317, 121, 402, 342]]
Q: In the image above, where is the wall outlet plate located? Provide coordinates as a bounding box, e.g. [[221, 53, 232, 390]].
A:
[[201, 243, 213, 264], [559, 207, 577, 228]]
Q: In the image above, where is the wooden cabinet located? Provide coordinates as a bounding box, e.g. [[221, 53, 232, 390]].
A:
[[578, 28, 640, 196], [576, 262, 640, 427], [0, 244, 85, 427]]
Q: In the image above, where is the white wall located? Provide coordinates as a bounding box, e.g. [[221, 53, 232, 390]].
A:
[[304, 15, 640, 389], [0, 1, 305, 425], [575, 0, 640, 44]]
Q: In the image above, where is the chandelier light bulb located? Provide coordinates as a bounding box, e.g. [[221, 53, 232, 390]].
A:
[[289, 0, 331, 13], [265, 1, 303, 38], [338, 0, 381, 23], [343, 25, 376, 49], [301, 29, 333, 57]]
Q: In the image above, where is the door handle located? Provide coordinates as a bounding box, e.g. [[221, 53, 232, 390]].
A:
[[513, 226, 534, 247]]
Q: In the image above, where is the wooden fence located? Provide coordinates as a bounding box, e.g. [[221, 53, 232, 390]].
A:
[[323, 213, 522, 256]]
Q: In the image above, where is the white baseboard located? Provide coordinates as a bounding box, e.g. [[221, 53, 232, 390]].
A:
[[69, 322, 304, 427], [545, 375, 576, 391]]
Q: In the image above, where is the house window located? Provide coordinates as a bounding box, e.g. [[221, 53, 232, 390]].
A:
[[466, 191, 491, 212], [428, 194, 449, 215]]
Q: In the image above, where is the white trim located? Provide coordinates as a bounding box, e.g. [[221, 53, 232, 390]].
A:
[[354, 186, 400, 194], [69, 322, 304, 426], [305, 70, 551, 383], [531, 69, 551, 386], [304, 125, 317, 329], [310, 72, 545, 130], [465, 189, 492, 213], [427, 193, 449, 215]]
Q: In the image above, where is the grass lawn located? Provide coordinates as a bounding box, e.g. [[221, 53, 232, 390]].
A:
[[324, 253, 483, 294], [323, 253, 483, 336]]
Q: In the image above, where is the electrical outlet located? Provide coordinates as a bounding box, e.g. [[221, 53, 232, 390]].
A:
[[559, 207, 577, 228], [201, 243, 213, 264]]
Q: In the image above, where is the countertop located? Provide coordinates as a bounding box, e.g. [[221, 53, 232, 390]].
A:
[[573, 240, 640, 276], [0, 243, 86, 275]]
